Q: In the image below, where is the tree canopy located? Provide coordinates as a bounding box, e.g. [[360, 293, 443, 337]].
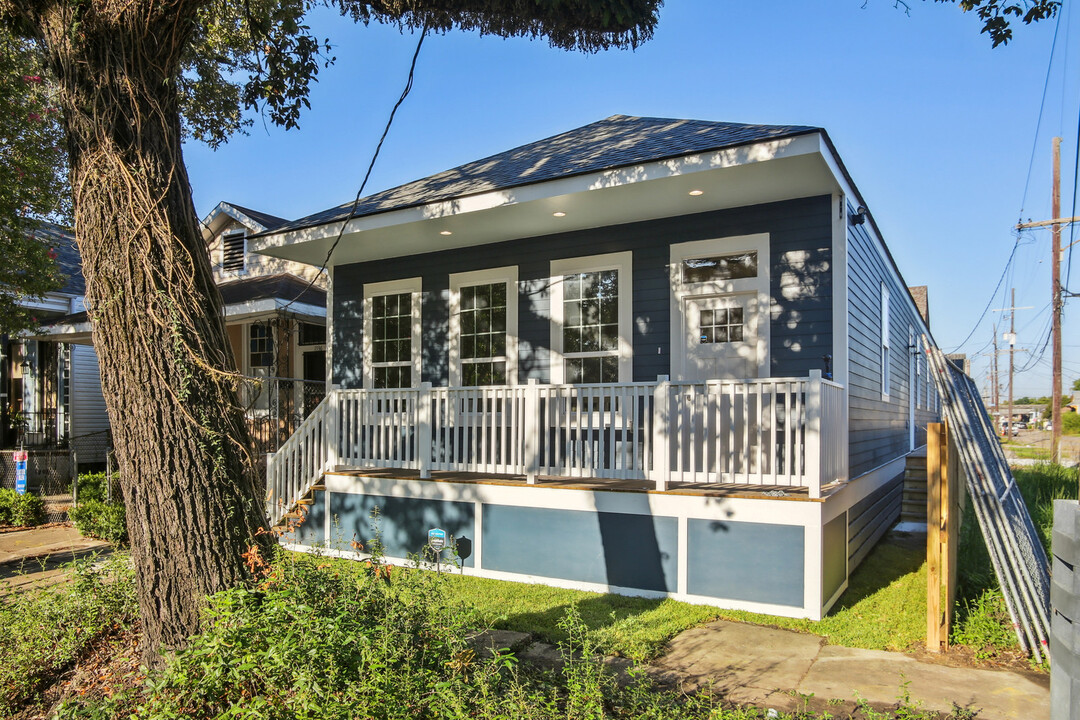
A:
[[931, 0, 1059, 46], [0, 27, 68, 334]]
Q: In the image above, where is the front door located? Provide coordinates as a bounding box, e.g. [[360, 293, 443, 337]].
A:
[[682, 293, 761, 381]]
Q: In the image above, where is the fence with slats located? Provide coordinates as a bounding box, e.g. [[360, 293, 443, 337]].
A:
[[267, 371, 846, 526]]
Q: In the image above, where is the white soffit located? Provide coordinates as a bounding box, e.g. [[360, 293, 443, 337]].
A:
[[252, 133, 840, 267]]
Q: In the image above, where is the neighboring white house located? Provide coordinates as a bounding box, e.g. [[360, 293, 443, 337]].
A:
[[37, 202, 331, 457], [1, 222, 108, 454]]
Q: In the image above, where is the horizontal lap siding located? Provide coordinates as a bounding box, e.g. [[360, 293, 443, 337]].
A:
[[847, 218, 938, 478], [332, 196, 833, 386]]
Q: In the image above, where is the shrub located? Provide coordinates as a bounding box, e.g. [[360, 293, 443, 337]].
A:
[[0, 488, 44, 527], [74, 471, 116, 503], [68, 500, 127, 544], [0, 553, 137, 716], [1063, 411, 1080, 436]]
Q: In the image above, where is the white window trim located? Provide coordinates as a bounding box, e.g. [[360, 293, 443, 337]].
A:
[[363, 277, 422, 389], [881, 282, 891, 400], [669, 234, 771, 381], [549, 251, 633, 384], [449, 266, 518, 386]]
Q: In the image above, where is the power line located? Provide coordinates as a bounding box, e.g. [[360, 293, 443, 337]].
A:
[[948, 239, 1019, 352], [281, 27, 429, 313], [1019, 7, 1063, 218]]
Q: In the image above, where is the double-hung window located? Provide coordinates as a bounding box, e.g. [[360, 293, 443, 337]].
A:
[[450, 267, 517, 386], [550, 252, 632, 384], [364, 278, 422, 389]]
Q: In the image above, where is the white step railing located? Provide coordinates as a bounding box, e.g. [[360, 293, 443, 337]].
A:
[[266, 371, 847, 524]]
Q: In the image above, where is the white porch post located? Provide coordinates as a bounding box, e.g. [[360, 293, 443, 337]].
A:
[[652, 375, 671, 492], [418, 382, 432, 479], [806, 370, 822, 499], [524, 379, 539, 484], [326, 386, 341, 472]]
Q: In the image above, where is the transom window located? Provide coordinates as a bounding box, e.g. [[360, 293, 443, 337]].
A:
[[699, 307, 744, 344], [460, 283, 508, 385], [371, 293, 412, 389], [550, 252, 632, 385], [682, 251, 758, 283]]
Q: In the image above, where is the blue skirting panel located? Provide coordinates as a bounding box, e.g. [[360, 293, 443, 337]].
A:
[[293, 490, 326, 547], [481, 505, 678, 592], [328, 492, 476, 567], [687, 519, 804, 607]]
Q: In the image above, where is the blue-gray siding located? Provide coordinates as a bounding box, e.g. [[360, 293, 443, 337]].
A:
[[847, 219, 939, 477], [332, 196, 833, 387]]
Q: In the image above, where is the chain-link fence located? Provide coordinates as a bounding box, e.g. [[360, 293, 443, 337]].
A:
[[0, 430, 113, 523]]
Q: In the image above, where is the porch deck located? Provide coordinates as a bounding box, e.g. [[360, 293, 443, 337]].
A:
[[327, 466, 842, 501]]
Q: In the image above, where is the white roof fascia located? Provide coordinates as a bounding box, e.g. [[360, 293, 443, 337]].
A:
[[250, 133, 824, 258], [222, 298, 326, 320]]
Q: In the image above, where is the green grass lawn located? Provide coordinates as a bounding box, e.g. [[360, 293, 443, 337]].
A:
[[443, 533, 927, 662]]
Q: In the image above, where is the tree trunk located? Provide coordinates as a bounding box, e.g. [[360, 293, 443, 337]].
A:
[[35, 0, 271, 659]]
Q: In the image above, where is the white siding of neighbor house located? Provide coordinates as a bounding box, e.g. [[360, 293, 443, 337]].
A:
[[70, 344, 109, 438]]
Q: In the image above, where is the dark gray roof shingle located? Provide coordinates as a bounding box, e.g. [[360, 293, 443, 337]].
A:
[[263, 115, 819, 236], [217, 273, 326, 308], [29, 221, 84, 296], [226, 204, 288, 231]]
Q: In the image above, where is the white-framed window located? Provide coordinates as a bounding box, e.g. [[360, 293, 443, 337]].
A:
[[363, 277, 421, 389], [669, 234, 770, 381], [246, 320, 275, 412], [880, 282, 891, 399], [550, 251, 632, 384], [222, 231, 246, 273], [450, 267, 517, 386]]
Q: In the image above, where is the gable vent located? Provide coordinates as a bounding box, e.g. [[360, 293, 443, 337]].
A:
[[222, 232, 245, 272]]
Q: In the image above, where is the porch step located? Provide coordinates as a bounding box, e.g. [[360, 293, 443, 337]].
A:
[[901, 451, 928, 523]]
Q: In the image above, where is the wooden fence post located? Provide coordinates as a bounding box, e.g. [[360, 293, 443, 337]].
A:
[[926, 421, 958, 652]]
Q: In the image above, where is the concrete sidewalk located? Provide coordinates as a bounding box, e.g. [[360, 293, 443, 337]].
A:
[[649, 619, 1048, 719], [0, 524, 111, 594]]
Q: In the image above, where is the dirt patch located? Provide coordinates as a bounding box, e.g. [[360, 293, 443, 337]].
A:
[[903, 641, 1048, 684]]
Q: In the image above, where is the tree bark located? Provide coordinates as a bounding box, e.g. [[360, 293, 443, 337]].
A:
[[33, 0, 271, 659]]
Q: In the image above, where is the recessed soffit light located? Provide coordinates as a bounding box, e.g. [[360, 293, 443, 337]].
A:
[[688, 190, 704, 196], [439, 230, 453, 236], [553, 211, 567, 217]]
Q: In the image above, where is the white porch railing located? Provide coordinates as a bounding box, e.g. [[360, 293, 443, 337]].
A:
[[267, 370, 847, 526]]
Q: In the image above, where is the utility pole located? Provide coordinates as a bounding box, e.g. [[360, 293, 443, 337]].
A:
[[1051, 137, 1062, 464], [992, 323, 1000, 417], [1015, 138, 1077, 464], [992, 292, 1031, 437]]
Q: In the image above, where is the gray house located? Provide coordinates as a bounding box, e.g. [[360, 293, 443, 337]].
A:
[[252, 115, 939, 620]]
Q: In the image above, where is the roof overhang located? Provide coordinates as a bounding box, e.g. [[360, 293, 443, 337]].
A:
[[31, 299, 326, 345], [250, 132, 844, 267], [201, 202, 272, 243]]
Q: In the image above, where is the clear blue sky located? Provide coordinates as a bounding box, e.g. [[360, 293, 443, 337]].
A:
[[183, 0, 1080, 398]]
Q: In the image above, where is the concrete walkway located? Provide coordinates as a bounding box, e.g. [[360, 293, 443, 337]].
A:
[[648, 620, 1048, 719], [0, 524, 111, 595], [474, 620, 1048, 719]]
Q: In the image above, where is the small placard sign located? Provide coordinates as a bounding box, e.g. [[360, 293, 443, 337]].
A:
[[427, 527, 447, 553], [13, 450, 28, 495]]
